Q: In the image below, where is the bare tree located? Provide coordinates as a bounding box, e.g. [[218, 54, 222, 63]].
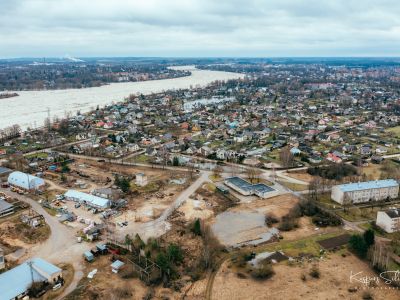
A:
[[212, 165, 223, 180], [279, 146, 294, 168], [308, 178, 320, 201], [342, 193, 352, 213], [201, 223, 223, 270], [246, 166, 262, 183]]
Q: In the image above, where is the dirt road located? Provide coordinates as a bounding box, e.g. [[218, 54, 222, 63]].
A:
[[116, 171, 211, 241], [0, 188, 89, 300]]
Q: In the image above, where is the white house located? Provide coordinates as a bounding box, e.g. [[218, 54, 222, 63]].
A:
[[216, 149, 227, 160], [127, 143, 140, 152], [376, 208, 400, 233], [331, 179, 399, 204], [136, 173, 148, 187]]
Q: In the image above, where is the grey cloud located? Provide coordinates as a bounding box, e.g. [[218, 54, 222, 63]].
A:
[[0, 0, 400, 57]]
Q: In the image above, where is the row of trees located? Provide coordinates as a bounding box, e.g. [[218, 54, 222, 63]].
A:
[[307, 163, 358, 180], [0, 124, 21, 142], [278, 198, 342, 231]]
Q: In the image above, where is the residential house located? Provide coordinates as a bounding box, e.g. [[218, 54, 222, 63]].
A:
[[326, 152, 342, 164], [376, 208, 400, 233]]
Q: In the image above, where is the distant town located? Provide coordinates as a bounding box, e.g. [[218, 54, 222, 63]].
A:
[[1, 58, 400, 299]]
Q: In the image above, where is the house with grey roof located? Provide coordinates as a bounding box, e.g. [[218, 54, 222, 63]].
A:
[[0, 199, 14, 218], [376, 208, 400, 233]]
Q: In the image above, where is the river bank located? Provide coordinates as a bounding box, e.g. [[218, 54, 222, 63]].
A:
[[0, 67, 243, 130]]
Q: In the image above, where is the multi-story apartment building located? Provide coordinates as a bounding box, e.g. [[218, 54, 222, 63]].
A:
[[331, 179, 399, 204], [376, 208, 400, 233]]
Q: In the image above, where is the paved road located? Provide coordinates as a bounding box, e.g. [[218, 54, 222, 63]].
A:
[[0, 188, 89, 300]]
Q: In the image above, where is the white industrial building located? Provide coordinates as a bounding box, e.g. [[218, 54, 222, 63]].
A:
[[0, 258, 62, 300], [64, 190, 110, 209], [376, 208, 400, 233], [224, 177, 277, 198], [8, 171, 45, 191], [331, 179, 399, 204]]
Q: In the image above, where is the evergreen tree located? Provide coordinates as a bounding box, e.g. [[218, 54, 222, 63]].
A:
[[192, 218, 202, 236], [363, 229, 375, 247], [349, 234, 368, 258]]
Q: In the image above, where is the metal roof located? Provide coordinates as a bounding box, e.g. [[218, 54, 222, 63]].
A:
[[0, 199, 13, 213], [226, 177, 275, 194], [339, 179, 398, 192], [64, 190, 110, 209], [84, 251, 94, 258], [225, 177, 254, 192], [385, 208, 400, 219], [0, 258, 61, 300], [0, 167, 12, 175], [252, 183, 275, 193], [111, 260, 125, 269]]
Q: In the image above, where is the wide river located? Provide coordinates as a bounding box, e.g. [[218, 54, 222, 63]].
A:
[[0, 66, 243, 130]]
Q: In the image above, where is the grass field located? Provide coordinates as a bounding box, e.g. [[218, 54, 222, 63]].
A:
[[386, 126, 400, 137], [277, 180, 308, 191], [253, 230, 346, 257], [131, 154, 151, 163]]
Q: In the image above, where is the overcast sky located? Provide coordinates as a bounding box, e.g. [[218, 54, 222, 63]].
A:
[[1, 0, 399, 58]]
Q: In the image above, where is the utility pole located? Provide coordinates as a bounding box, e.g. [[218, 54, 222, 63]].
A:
[[47, 107, 51, 131], [28, 261, 34, 286]]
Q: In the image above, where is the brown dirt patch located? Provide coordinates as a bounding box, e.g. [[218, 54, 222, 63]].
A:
[[0, 217, 50, 245], [213, 253, 400, 300], [65, 256, 148, 300], [285, 171, 315, 183], [280, 217, 338, 241], [318, 234, 351, 250], [230, 194, 299, 219]]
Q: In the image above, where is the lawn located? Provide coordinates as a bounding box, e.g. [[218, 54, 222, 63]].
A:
[[209, 174, 222, 182], [360, 164, 382, 180], [25, 152, 49, 160], [386, 126, 400, 137], [131, 181, 160, 193], [256, 231, 346, 257], [316, 193, 340, 209], [276, 180, 308, 191], [131, 154, 151, 163], [335, 205, 392, 222]]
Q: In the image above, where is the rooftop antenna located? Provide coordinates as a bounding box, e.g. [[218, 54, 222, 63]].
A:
[[47, 107, 51, 131]]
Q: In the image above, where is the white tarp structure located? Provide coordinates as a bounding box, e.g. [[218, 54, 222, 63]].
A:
[[8, 171, 45, 190]]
